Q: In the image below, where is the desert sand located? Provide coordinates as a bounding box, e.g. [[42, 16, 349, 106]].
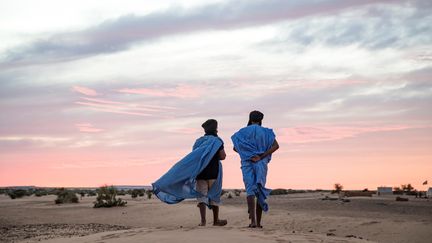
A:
[[1, 192, 431, 243]]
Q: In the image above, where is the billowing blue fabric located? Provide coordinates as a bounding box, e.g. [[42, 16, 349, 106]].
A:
[[231, 124, 275, 212], [152, 135, 223, 207]]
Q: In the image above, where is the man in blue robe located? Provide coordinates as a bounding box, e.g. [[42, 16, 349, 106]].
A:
[[231, 111, 279, 228], [152, 119, 227, 226]]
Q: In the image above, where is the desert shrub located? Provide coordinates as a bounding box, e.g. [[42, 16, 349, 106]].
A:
[[34, 189, 49, 197], [117, 190, 126, 196], [234, 189, 241, 196], [93, 185, 127, 208], [221, 190, 228, 196], [54, 188, 79, 204], [227, 193, 233, 199], [131, 189, 145, 198], [146, 190, 153, 199], [270, 189, 288, 195], [7, 189, 28, 199], [87, 190, 97, 196]]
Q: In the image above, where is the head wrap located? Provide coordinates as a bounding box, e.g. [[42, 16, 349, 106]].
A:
[[202, 119, 218, 134], [247, 110, 264, 126]]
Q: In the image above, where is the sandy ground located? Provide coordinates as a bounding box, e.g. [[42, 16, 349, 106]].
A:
[[0, 192, 431, 243]]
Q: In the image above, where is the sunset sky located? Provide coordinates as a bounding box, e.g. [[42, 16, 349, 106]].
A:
[[1, 0, 431, 190]]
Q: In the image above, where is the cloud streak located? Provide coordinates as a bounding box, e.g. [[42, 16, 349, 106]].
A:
[[75, 123, 104, 133], [277, 125, 420, 144], [117, 84, 201, 99], [72, 85, 99, 96]]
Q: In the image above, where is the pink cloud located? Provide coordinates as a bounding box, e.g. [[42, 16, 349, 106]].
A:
[[74, 94, 179, 117], [169, 127, 201, 134], [277, 125, 415, 144], [75, 101, 158, 117], [90, 107, 155, 117], [81, 97, 125, 105], [117, 84, 201, 98], [72, 85, 98, 96], [75, 123, 104, 133]]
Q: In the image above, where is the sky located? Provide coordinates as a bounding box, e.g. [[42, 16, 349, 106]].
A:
[[1, 0, 431, 190]]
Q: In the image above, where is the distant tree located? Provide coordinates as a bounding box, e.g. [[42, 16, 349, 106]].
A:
[[334, 183, 343, 193], [401, 184, 414, 192]]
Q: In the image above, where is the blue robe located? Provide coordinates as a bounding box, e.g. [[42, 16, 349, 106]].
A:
[[152, 135, 223, 206], [231, 124, 275, 212]]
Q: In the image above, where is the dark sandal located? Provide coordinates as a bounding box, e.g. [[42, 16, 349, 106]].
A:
[[213, 219, 227, 226]]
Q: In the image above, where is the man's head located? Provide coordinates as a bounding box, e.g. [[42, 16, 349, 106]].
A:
[[247, 110, 264, 126], [202, 119, 218, 134]]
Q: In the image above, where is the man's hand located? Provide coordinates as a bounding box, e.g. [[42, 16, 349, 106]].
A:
[[251, 155, 261, 162]]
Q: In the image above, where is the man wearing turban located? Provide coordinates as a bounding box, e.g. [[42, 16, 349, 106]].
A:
[[231, 111, 279, 228]]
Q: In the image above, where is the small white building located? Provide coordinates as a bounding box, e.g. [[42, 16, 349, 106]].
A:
[[427, 188, 432, 198], [377, 187, 393, 196]]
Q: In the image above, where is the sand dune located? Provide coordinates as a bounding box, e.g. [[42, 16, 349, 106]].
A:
[[1, 193, 431, 243]]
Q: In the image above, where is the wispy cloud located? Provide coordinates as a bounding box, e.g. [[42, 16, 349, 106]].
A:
[[75, 123, 104, 133], [74, 93, 178, 117], [0, 136, 72, 148], [117, 84, 201, 99], [72, 85, 98, 96]]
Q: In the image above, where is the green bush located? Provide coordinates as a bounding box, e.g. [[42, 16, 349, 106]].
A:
[[54, 188, 79, 204], [7, 189, 28, 199], [34, 190, 49, 197], [131, 189, 145, 198], [93, 186, 127, 208]]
